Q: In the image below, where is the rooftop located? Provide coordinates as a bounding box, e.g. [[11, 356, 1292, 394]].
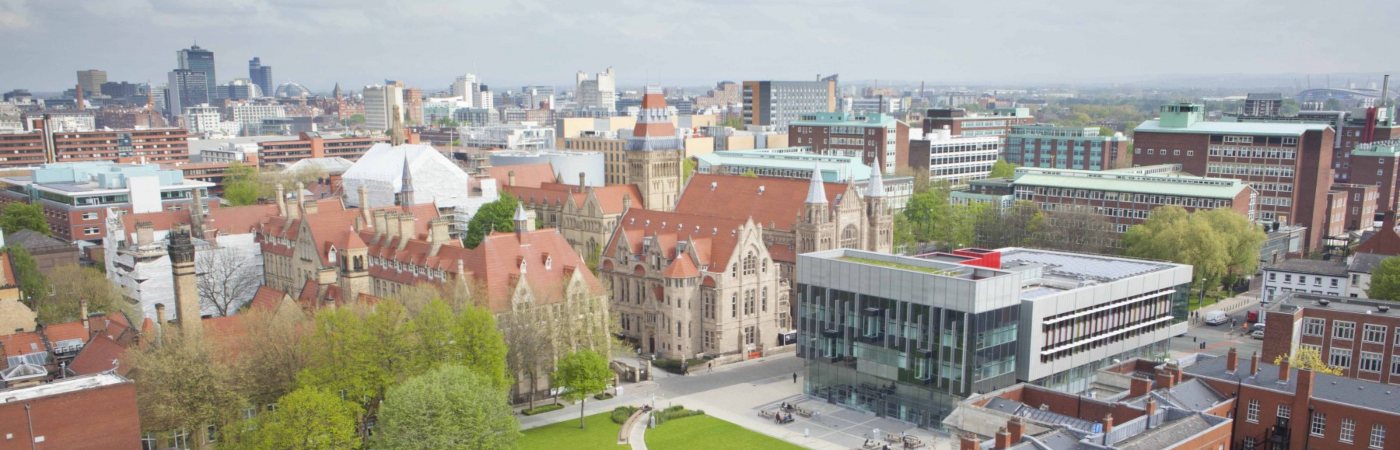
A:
[[1264, 258, 1349, 277], [1269, 292, 1397, 316], [790, 111, 898, 127], [999, 248, 1178, 284], [0, 373, 129, 403], [1135, 118, 1329, 136], [1352, 139, 1400, 157], [695, 147, 873, 182], [1186, 352, 1400, 414], [1013, 167, 1249, 200]]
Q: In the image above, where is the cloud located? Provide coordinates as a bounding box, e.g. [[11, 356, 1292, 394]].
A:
[[0, 0, 31, 29]]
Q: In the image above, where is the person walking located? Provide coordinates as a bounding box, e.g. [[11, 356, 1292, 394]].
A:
[[793, 372, 798, 383]]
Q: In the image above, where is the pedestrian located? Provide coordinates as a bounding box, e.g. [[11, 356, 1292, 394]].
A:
[[708, 361, 713, 374], [793, 372, 798, 383]]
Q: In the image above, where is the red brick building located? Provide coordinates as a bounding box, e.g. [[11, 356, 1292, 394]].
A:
[[0, 374, 140, 450], [788, 112, 910, 174], [1261, 293, 1400, 385], [0, 126, 188, 169], [256, 132, 387, 167], [1133, 103, 1335, 251], [1335, 183, 1380, 231], [0, 132, 46, 169], [1347, 140, 1400, 214]]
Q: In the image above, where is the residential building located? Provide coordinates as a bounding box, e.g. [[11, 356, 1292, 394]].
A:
[[694, 81, 740, 109], [176, 44, 217, 99], [1261, 259, 1351, 304], [1132, 103, 1335, 250], [576, 67, 617, 112], [797, 247, 1192, 427], [256, 132, 386, 166], [0, 162, 213, 241], [1011, 165, 1255, 237], [1244, 93, 1284, 117], [1, 122, 189, 168], [1005, 124, 1130, 171], [742, 77, 839, 131], [1335, 183, 1379, 232], [788, 111, 909, 174], [76, 69, 107, 96], [247, 57, 273, 97], [472, 84, 494, 112], [0, 131, 46, 168], [1347, 139, 1400, 213], [363, 84, 405, 133], [451, 74, 479, 104], [183, 103, 224, 136], [921, 107, 1035, 142], [910, 128, 1002, 186], [0, 374, 140, 449]]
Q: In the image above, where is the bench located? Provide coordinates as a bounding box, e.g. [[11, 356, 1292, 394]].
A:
[[795, 408, 814, 418], [759, 410, 775, 419], [902, 436, 925, 449]]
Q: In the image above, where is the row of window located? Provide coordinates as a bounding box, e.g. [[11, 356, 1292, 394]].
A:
[[1206, 163, 1295, 178], [1207, 146, 1297, 160], [1268, 272, 1340, 288], [1301, 317, 1397, 344]]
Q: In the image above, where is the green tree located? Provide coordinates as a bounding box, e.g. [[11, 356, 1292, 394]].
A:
[[223, 163, 262, 206], [1274, 346, 1343, 376], [372, 364, 518, 450], [128, 332, 246, 449], [40, 264, 129, 324], [1, 202, 49, 236], [1367, 256, 1400, 301], [1198, 208, 1266, 282], [224, 387, 361, 450], [974, 201, 1044, 249], [451, 304, 511, 391], [4, 246, 49, 304], [682, 157, 697, 183], [721, 116, 744, 129], [463, 194, 520, 248], [740, 169, 758, 178], [1122, 206, 1231, 298], [988, 160, 1018, 179], [555, 349, 612, 429], [900, 180, 955, 247], [297, 306, 385, 427]]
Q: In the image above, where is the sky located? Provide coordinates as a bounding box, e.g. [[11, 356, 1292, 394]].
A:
[[1, 0, 1398, 93]]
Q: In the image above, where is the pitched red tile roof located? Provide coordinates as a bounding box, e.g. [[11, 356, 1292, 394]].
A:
[[249, 286, 289, 312], [121, 202, 286, 237], [605, 208, 750, 269], [1357, 213, 1400, 255], [69, 335, 130, 375], [488, 163, 556, 188], [675, 173, 848, 232], [0, 331, 45, 358], [0, 250, 14, 288], [661, 252, 699, 278], [259, 202, 438, 266], [506, 182, 644, 214]]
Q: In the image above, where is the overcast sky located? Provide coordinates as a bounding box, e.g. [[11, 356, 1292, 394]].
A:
[[2, 0, 1397, 93]]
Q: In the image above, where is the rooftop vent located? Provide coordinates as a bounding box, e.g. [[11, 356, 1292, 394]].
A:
[[759, 185, 765, 194], [1379, 305, 1391, 313], [710, 181, 718, 191], [1318, 299, 1330, 307]]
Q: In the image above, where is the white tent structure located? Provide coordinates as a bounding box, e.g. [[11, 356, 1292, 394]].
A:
[[342, 143, 471, 209]]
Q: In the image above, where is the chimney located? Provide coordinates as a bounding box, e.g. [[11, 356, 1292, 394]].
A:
[[1250, 351, 1260, 376], [994, 427, 1011, 450], [959, 433, 980, 450], [1129, 376, 1153, 398], [303, 199, 318, 215], [136, 221, 154, 247], [1155, 368, 1175, 389], [1007, 417, 1025, 444], [1295, 368, 1316, 403], [1169, 363, 1183, 385], [154, 303, 166, 341], [507, 170, 516, 187], [1226, 347, 1239, 373], [275, 183, 287, 217], [189, 187, 206, 239], [167, 225, 202, 336], [397, 215, 415, 250], [80, 299, 89, 332], [1144, 398, 1157, 429], [578, 171, 586, 187], [384, 212, 400, 241], [1102, 414, 1114, 434], [373, 210, 389, 242], [1279, 356, 1292, 383], [428, 218, 450, 257], [622, 194, 632, 211], [295, 181, 307, 216], [358, 185, 372, 225], [75, 84, 84, 111]]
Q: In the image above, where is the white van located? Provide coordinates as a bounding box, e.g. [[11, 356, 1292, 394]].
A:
[[1203, 310, 1229, 326]]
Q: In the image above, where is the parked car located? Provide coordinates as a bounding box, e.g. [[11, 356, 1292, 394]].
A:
[[1251, 329, 1265, 340], [1250, 323, 1265, 333], [1203, 310, 1229, 326]]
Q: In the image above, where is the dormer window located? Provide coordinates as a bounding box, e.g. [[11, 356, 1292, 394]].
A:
[[544, 256, 553, 271]]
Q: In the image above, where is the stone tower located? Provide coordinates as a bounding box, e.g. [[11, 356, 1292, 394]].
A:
[[167, 225, 202, 336], [338, 236, 369, 302], [625, 86, 683, 211], [864, 163, 893, 253], [795, 168, 835, 254]]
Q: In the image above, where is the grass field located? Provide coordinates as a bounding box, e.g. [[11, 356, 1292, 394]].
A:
[[518, 411, 627, 450], [645, 415, 806, 450]]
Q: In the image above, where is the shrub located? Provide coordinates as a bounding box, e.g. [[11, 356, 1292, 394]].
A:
[[521, 403, 564, 416], [610, 406, 639, 424], [652, 357, 708, 374], [594, 392, 614, 401], [654, 405, 705, 425]]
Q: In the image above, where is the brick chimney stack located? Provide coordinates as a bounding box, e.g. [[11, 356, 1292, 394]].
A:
[[1007, 417, 1025, 443], [1279, 356, 1292, 383], [1250, 351, 1260, 376], [959, 433, 980, 450], [994, 427, 1011, 450], [1102, 414, 1114, 434], [1227, 347, 1239, 373], [1145, 397, 1158, 429], [1130, 376, 1152, 398]]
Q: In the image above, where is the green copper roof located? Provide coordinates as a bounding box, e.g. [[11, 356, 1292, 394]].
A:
[[1135, 119, 1328, 137], [1013, 168, 1248, 199]]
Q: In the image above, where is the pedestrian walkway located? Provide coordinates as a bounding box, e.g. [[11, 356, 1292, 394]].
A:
[[516, 381, 659, 430], [627, 411, 650, 450]]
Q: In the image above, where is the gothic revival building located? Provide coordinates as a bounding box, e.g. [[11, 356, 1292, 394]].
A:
[[621, 86, 684, 211], [507, 179, 642, 262]]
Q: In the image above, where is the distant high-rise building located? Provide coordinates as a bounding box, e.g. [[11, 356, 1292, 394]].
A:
[[452, 74, 478, 106], [742, 76, 839, 131], [248, 57, 273, 97], [218, 79, 261, 100], [522, 85, 555, 110], [363, 84, 405, 133], [99, 81, 143, 103], [76, 70, 107, 96], [176, 44, 217, 99], [474, 84, 494, 111], [575, 67, 616, 112], [1244, 93, 1283, 117], [402, 87, 424, 126], [167, 69, 210, 115]]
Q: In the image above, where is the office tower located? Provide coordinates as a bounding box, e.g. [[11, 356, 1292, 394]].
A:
[[575, 67, 616, 112], [176, 44, 217, 99], [76, 70, 107, 96], [248, 57, 273, 96], [522, 85, 555, 109], [363, 84, 405, 132], [1243, 93, 1283, 117], [742, 76, 838, 131], [473, 84, 494, 111], [167, 69, 210, 115], [452, 74, 478, 106]]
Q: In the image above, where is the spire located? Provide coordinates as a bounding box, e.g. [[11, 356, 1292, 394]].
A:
[[806, 166, 828, 204], [865, 162, 886, 198], [397, 154, 415, 208]]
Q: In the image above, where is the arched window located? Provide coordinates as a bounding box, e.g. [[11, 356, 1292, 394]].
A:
[[743, 252, 757, 275]]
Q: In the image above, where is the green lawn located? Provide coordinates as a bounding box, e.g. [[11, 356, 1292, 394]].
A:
[[645, 415, 806, 450], [519, 411, 627, 450]]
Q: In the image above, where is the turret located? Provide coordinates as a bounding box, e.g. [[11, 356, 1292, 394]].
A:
[[167, 225, 202, 336], [397, 154, 415, 208], [804, 166, 828, 224]]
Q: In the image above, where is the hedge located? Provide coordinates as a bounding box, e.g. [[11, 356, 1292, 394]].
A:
[[521, 403, 565, 416]]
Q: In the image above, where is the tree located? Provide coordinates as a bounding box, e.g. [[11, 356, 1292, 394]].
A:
[[223, 162, 262, 206], [501, 307, 551, 408], [451, 304, 511, 391], [1274, 346, 1344, 376], [974, 201, 1044, 249], [3, 246, 48, 304], [721, 116, 744, 129], [40, 264, 129, 324], [297, 305, 388, 432], [128, 332, 245, 448], [1198, 208, 1266, 283], [1123, 206, 1231, 298], [682, 157, 697, 183], [1, 202, 49, 236], [554, 349, 612, 429], [1036, 205, 1117, 255], [463, 194, 519, 248], [197, 247, 263, 316], [371, 364, 518, 450], [1367, 256, 1400, 301], [901, 181, 954, 246], [988, 160, 1018, 179], [740, 169, 758, 178], [229, 306, 309, 408], [224, 387, 361, 450]]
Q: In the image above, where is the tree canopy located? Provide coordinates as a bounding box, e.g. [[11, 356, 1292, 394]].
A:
[[39, 264, 130, 324], [1274, 346, 1343, 376], [224, 387, 361, 450], [555, 349, 612, 429], [1123, 206, 1265, 294], [223, 163, 263, 206], [988, 160, 1018, 179], [1367, 256, 1400, 301], [371, 364, 518, 450], [3, 246, 48, 303], [128, 332, 245, 441], [1, 202, 49, 236], [463, 194, 520, 248]]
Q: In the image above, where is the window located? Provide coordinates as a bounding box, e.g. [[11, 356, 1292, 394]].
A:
[[1270, 272, 1277, 281], [1246, 399, 1260, 423], [1391, 355, 1400, 376], [173, 430, 190, 449], [1363, 324, 1387, 344], [1303, 317, 1325, 336], [81, 211, 98, 220], [207, 424, 218, 443], [1330, 348, 1352, 369], [1342, 418, 1356, 443], [1312, 412, 1327, 437], [1278, 404, 1291, 420], [1372, 425, 1386, 449], [83, 226, 100, 235], [1335, 320, 1356, 340], [141, 433, 158, 450], [1361, 352, 1383, 372]]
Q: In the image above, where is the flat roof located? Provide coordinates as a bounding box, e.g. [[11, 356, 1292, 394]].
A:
[[1013, 168, 1248, 200], [1135, 119, 1329, 136], [1270, 292, 1396, 316], [1000, 248, 1176, 284], [0, 373, 129, 403], [1186, 354, 1400, 416]]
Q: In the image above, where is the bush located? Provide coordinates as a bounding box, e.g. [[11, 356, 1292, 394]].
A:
[[610, 406, 639, 425], [521, 403, 564, 416], [594, 392, 614, 401], [652, 357, 708, 374], [654, 405, 705, 425]]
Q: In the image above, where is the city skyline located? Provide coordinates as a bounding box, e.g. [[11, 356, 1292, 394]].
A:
[[2, 0, 1399, 92]]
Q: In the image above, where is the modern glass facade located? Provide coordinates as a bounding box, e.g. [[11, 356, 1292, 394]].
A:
[[798, 283, 1019, 428]]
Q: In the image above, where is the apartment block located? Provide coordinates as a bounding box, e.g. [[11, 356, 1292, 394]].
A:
[[256, 132, 386, 166]]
